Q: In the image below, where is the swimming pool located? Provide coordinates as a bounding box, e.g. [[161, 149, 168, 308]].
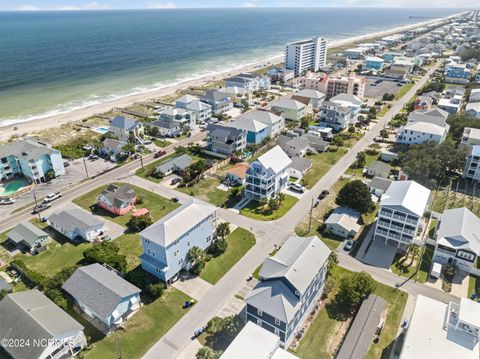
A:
[[0, 178, 30, 196], [92, 126, 110, 134]]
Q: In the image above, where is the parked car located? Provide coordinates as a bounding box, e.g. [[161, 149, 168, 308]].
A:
[[344, 239, 354, 251], [318, 190, 330, 200], [289, 183, 305, 193], [313, 198, 320, 208], [170, 177, 181, 185], [43, 192, 62, 203], [0, 198, 15, 205], [88, 154, 99, 161], [154, 150, 167, 158], [33, 202, 51, 213]]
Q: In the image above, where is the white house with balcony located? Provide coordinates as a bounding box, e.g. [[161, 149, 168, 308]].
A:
[[373, 180, 430, 252], [463, 145, 480, 182], [432, 207, 480, 273], [396, 121, 449, 145], [245, 146, 291, 201]]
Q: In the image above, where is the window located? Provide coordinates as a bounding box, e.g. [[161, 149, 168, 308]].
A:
[[258, 309, 263, 316], [274, 328, 280, 335], [275, 318, 281, 325]]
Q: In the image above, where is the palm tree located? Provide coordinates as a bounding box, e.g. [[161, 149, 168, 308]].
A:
[[409, 245, 420, 266], [277, 193, 285, 206], [217, 222, 231, 240]]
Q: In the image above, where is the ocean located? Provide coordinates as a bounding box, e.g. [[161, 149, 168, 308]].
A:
[[0, 8, 462, 125]]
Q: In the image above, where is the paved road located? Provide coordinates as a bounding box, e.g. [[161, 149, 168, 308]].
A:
[[142, 60, 445, 358]]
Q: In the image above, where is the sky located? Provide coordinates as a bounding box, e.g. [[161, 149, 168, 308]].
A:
[[0, 0, 477, 11]]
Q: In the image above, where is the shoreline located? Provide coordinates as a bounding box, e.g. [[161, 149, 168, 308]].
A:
[[0, 11, 463, 140]]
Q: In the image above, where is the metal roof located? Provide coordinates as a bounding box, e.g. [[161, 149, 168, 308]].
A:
[[110, 116, 138, 130], [436, 207, 480, 255], [62, 263, 141, 320], [255, 145, 292, 175], [325, 207, 361, 233], [380, 180, 430, 217]]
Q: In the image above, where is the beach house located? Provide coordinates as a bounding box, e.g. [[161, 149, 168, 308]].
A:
[[7, 222, 50, 254], [109, 116, 144, 142], [225, 72, 270, 93], [278, 135, 310, 158], [150, 118, 182, 137], [445, 63, 472, 84], [96, 184, 136, 216], [463, 145, 480, 182], [364, 56, 384, 71], [0, 289, 86, 359], [201, 90, 233, 115], [245, 236, 330, 347], [175, 94, 212, 123], [226, 117, 269, 144], [432, 207, 480, 272], [373, 180, 430, 252], [461, 127, 480, 150], [407, 108, 449, 127], [270, 99, 306, 121], [0, 138, 65, 184], [245, 145, 291, 200], [62, 263, 142, 332], [466, 102, 480, 119], [154, 154, 192, 177], [319, 94, 361, 131], [100, 138, 129, 158], [157, 107, 195, 129], [236, 110, 285, 138], [325, 207, 361, 239], [49, 209, 105, 242], [291, 89, 325, 109], [139, 199, 217, 283], [206, 124, 247, 156], [396, 121, 449, 145]]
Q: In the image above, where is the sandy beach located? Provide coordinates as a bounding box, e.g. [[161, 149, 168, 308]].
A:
[[0, 12, 462, 140]]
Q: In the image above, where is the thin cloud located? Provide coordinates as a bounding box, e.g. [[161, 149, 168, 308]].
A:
[[57, 2, 111, 10], [147, 2, 177, 8], [15, 4, 40, 11]]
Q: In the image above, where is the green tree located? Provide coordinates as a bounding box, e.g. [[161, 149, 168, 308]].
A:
[[408, 244, 420, 266], [327, 252, 338, 275], [336, 180, 374, 213], [187, 246, 206, 276], [127, 214, 153, 232], [196, 347, 221, 359], [217, 222, 231, 240], [83, 242, 127, 273], [355, 151, 367, 168], [0, 289, 8, 301], [335, 271, 377, 313], [380, 128, 389, 139]]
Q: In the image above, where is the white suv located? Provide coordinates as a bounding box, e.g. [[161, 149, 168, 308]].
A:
[[43, 192, 62, 203]]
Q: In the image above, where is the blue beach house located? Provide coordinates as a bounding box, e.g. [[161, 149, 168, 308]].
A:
[[0, 139, 65, 184], [139, 199, 217, 283], [227, 117, 269, 144], [245, 236, 331, 347], [364, 56, 385, 71]]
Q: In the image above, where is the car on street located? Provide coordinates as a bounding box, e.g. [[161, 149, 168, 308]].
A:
[[88, 154, 99, 161], [344, 239, 354, 251], [43, 192, 62, 203], [0, 198, 15, 205], [33, 202, 51, 213], [318, 190, 329, 200], [289, 182, 305, 193], [154, 150, 166, 158]]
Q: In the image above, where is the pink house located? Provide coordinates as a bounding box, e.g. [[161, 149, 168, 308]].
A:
[[96, 184, 136, 216]]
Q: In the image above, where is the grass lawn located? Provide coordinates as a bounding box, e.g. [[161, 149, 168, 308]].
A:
[[345, 152, 380, 177], [85, 288, 191, 359], [377, 105, 391, 117], [200, 228, 256, 284], [417, 244, 434, 283], [241, 195, 298, 221], [390, 252, 418, 278], [135, 153, 181, 183], [153, 139, 172, 148], [18, 221, 143, 277], [301, 149, 348, 189], [395, 83, 414, 100], [319, 233, 344, 251], [0, 231, 11, 269], [73, 182, 180, 227], [293, 266, 408, 359], [177, 177, 229, 207]]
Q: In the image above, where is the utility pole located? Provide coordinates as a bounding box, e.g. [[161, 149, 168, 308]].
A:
[[82, 157, 89, 179], [308, 197, 314, 233], [140, 155, 144, 172], [32, 189, 41, 221]]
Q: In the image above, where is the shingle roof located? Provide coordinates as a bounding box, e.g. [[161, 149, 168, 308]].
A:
[[291, 157, 312, 173], [380, 180, 430, 217], [259, 236, 330, 295], [325, 207, 361, 233], [8, 222, 48, 247], [369, 177, 393, 192], [207, 124, 245, 140], [367, 161, 391, 176], [49, 209, 104, 233], [271, 98, 305, 110], [155, 154, 192, 173], [99, 184, 136, 209], [0, 289, 83, 359], [103, 138, 128, 151], [176, 94, 198, 104], [0, 139, 56, 162], [62, 264, 140, 320], [255, 145, 292, 175], [202, 90, 230, 102], [403, 121, 447, 136], [227, 118, 268, 133], [110, 116, 138, 130], [294, 89, 325, 100], [140, 199, 216, 247], [436, 207, 480, 254]]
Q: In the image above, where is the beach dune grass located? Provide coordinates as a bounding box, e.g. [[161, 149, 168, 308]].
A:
[[240, 195, 298, 221], [200, 228, 256, 284], [73, 182, 180, 227]]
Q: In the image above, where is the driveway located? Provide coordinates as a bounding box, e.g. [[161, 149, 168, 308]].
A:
[[361, 239, 398, 269], [172, 273, 213, 301]]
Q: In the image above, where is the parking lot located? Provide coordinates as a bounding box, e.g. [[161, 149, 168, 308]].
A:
[[364, 77, 403, 99]]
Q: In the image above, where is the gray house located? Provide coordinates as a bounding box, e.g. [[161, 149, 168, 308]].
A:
[[245, 236, 330, 347], [206, 124, 246, 156], [154, 154, 192, 176], [365, 161, 390, 178], [7, 222, 50, 254], [49, 209, 105, 242], [62, 264, 141, 333], [100, 138, 128, 157], [325, 207, 361, 239], [0, 289, 86, 359]]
